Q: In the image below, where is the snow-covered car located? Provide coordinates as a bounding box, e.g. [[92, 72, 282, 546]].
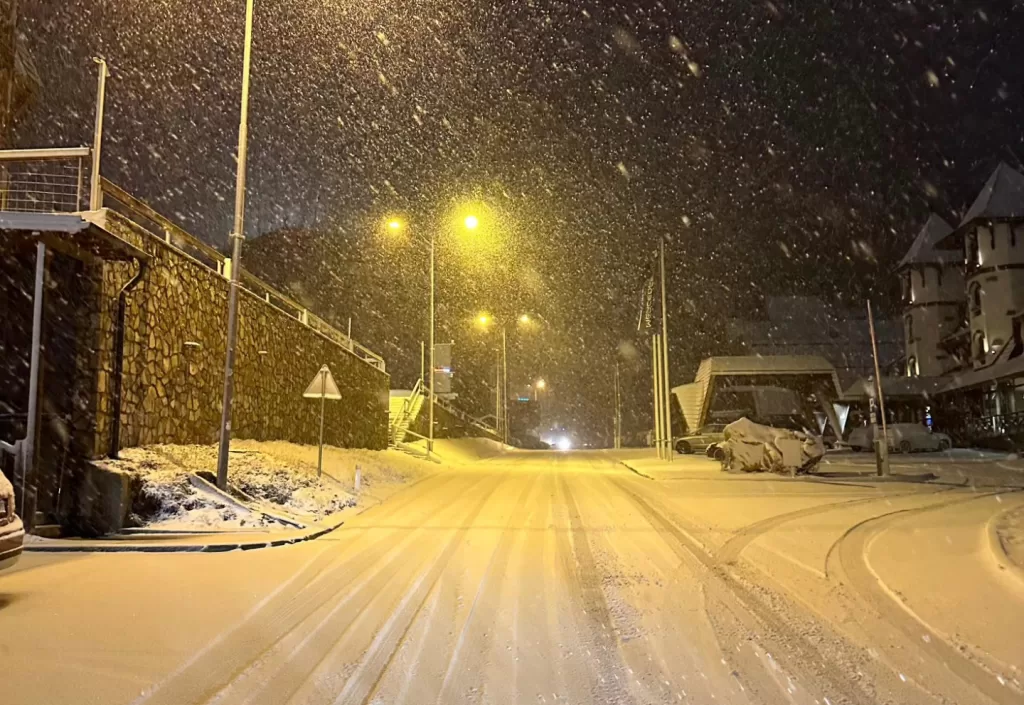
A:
[[0, 471, 24, 570], [675, 424, 726, 455], [847, 423, 951, 453], [719, 418, 826, 475]]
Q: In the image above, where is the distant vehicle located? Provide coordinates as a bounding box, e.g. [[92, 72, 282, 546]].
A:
[[675, 424, 727, 455], [0, 471, 24, 571], [847, 423, 952, 453]]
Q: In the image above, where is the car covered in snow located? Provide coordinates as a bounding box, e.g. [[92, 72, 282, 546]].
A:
[[0, 471, 24, 570], [847, 423, 952, 453], [674, 423, 727, 456]]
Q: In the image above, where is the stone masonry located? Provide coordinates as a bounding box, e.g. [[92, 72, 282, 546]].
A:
[[89, 212, 389, 456]]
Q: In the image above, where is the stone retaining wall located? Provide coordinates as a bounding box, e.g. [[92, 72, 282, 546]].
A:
[[92, 213, 389, 455]]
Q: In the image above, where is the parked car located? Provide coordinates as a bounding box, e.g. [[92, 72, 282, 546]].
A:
[[0, 471, 24, 570], [675, 424, 727, 455], [847, 423, 952, 453]]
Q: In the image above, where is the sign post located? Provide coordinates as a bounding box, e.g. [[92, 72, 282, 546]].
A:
[[303, 364, 342, 477]]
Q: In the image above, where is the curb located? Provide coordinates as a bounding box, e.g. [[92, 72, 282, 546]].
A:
[[985, 505, 1024, 587], [23, 518, 345, 554]]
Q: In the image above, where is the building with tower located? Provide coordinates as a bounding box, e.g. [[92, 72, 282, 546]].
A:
[[898, 214, 964, 377]]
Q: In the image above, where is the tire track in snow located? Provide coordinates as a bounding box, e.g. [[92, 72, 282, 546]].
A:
[[613, 478, 873, 705], [131, 471, 487, 705], [430, 471, 543, 704], [555, 473, 634, 704], [829, 489, 1023, 705], [312, 472, 508, 705]]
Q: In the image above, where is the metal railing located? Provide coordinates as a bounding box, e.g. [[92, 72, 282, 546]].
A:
[[0, 147, 91, 213], [97, 177, 386, 372]]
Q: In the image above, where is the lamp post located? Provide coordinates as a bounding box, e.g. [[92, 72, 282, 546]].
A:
[[477, 312, 536, 446], [216, 0, 255, 490], [387, 215, 479, 457]]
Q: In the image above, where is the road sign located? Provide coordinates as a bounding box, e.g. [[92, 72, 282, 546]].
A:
[[303, 365, 341, 400], [303, 365, 341, 477]]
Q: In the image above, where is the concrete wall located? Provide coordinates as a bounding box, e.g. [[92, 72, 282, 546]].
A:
[[92, 214, 390, 454]]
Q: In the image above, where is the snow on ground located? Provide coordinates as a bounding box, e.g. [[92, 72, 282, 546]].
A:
[[995, 504, 1024, 571], [98, 440, 436, 531]]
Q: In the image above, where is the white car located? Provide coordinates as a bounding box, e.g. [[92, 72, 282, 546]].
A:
[[847, 423, 952, 453], [0, 471, 24, 570]]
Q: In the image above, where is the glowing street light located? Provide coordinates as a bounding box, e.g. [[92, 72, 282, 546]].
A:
[[387, 219, 403, 231], [519, 313, 531, 324], [477, 313, 491, 326], [464, 214, 479, 230], [536, 379, 546, 390]]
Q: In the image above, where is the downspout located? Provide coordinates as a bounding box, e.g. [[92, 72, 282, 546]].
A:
[[109, 260, 146, 459]]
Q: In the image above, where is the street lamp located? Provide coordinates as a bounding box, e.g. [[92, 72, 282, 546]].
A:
[[475, 312, 537, 444], [216, 0, 255, 490], [464, 215, 479, 230], [387, 215, 480, 458]]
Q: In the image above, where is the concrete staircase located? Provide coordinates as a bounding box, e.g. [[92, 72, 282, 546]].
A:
[[389, 381, 425, 447]]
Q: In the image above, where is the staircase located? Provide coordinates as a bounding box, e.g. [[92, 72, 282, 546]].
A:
[[389, 380, 425, 447]]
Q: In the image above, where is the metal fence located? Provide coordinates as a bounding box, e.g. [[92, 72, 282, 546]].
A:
[[98, 178, 387, 372], [0, 147, 91, 213]]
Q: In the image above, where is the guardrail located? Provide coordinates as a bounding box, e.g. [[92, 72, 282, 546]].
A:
[[97, 179, 386, 372], [0, 147, 91, 213]]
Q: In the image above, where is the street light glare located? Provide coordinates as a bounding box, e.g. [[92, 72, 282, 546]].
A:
[[464, 215, 479, 230], [536, 379, 546, 390], [477, 313, 490, 325], [387, 219, 402, 231], [519, 313, 531, 324]]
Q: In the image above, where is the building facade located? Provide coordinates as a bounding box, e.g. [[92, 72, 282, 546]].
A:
[[958, 164, 1024, 368], [898, 214, 965, 377]]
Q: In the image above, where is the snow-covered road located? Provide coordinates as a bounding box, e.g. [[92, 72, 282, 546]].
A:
[[3, 450, 1022, 705]]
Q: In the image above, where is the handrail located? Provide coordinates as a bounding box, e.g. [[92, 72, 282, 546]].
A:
[[98, 178, 386, 372], [0, 147, 91, 161]]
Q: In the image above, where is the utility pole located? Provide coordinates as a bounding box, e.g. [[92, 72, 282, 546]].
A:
[[867, 299, 890, 477], [428, 232, 435, 457], [502, 324, 509, 445], [652, 333, 664, 458], [614, 360, 622, 449], [216, 0, 254, 490], [659, 239, 673, 462], [495, 349, 502, 436]]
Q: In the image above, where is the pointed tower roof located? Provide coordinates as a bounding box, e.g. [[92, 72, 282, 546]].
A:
[[898, 213, 956, 269], [961, 162, 1024, 225]]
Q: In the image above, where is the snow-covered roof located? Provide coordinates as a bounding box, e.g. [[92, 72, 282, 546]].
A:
[[697, 355, 838, 377], [960, 162, 1024, 226], [898, 214, 956, 269]]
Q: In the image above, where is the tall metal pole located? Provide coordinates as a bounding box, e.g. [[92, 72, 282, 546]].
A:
[[420, 340, 425, 387], [428, 232, 435, 456], [89, 58, 108, 210], [652, 333, 663, 458], [610, 360, 618, 448], [867, 300, 890, 476], [21, 241, 44, 529], [317, 369, 325, 478], [495, 349, 501, 435], [502, 325, 509, 445], [216, 0, 255, 490], [660, 239, 673, 462]]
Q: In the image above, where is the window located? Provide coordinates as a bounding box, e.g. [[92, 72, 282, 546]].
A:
[[974, 330, 988, 363], [907, 356, 918, 377], [969, 282, 983, 316]]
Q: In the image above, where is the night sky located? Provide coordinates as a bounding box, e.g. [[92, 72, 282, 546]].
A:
[[16, 0, 1024, 443]]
